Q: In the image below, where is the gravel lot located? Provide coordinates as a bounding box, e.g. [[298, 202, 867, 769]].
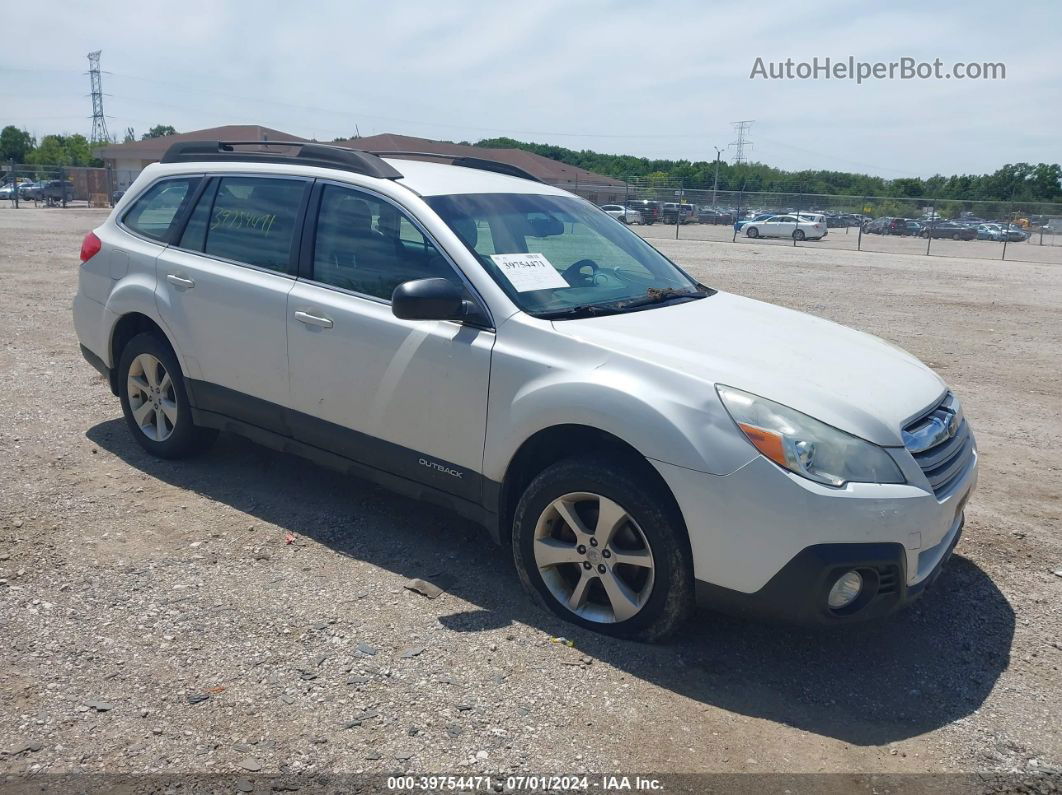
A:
[[1, 207, 1060, 784]]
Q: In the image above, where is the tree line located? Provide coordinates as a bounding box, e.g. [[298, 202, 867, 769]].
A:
[[473, 137, 1062, 204], [0, 124, 179, 168], [5, 122, 1058, 204]]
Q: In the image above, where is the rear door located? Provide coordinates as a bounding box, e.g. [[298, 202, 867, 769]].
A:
[[94, 175, 201, 308], [155, 174, 310, 428]]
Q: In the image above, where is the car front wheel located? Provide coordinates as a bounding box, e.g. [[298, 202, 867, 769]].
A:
[[512, 455, 693, 642], [747, 227, 759, 238]]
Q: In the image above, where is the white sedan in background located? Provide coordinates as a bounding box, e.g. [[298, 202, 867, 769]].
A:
[[600, 204, 643, 224], [744, 214, 826, 241]]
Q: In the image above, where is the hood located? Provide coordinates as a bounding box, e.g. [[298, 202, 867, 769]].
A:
[[550, 291, 946, 446]]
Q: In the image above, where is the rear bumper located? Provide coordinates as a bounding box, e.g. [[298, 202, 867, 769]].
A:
[[80, 343, 118, 395], [694, 515, 964, 625]]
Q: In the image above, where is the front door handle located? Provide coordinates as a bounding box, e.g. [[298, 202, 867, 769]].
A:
[[294, 310, 334, 329], [166, 274, 195, 289]]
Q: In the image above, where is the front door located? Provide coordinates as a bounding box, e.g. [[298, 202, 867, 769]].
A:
[[286, 182, 494, 501]]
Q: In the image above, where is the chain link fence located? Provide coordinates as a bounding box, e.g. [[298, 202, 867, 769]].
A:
[[4, 161, 1059, 264], [552, 178, 1062, 265], [1, 162, 115, 208]]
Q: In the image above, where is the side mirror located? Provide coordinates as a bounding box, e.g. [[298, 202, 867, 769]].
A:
[[391, 278, 469, 321]]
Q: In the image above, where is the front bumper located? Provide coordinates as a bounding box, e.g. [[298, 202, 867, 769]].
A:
[[652, 445, 977, 624], [694, 514, 963, 624]]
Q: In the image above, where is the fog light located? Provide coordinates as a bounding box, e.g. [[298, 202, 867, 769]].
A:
[[827, 570, 863, 609]]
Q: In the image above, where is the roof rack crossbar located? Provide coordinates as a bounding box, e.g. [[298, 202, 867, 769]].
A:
[[160, 140, 403, 180], [364, 150, 542, 183]]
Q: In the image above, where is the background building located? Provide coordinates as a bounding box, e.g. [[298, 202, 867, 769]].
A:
[[94, 127, 628, 202]]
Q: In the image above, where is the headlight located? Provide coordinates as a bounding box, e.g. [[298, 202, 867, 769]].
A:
[[716, 385, 905, 487]]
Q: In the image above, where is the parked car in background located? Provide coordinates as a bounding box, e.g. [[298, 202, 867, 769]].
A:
[[744, 214, 826, 241], [998, 225, 1028, 242], [626, 199, 660, 225], [661, 203, 695, 224], [863, 217, 919, 236], [41, 179, 75, 205], [18, 182, 44, 201], [862, 217, 890, 234], [697, 208, 734, 225], [0, 183, 16, 200], [600, 204, 643, 224], [796, 213, 829, 236], [735, 212, 774, 232], [976, 223, 1004, 241], [921, 221, 977, 240]]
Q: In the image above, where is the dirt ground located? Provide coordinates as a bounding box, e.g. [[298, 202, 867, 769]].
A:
[[1, 207, 1059, 783]]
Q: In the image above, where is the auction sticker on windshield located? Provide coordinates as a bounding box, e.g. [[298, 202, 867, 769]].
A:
[[490, 253, 569, 292]]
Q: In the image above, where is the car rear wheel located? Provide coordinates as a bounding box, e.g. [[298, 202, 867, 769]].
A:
[[512, 455, 693, 642], [747, 227, 759, 238], [951, 233, 960, 240], [793, 229, 806, 241], [118, 332, 217, 459]]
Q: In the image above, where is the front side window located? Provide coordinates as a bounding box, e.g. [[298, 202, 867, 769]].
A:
[[426, 193, 705, 318], [122, 177, 199, 242], [311, 184, 455, 300], [199, 177, 306, 273]]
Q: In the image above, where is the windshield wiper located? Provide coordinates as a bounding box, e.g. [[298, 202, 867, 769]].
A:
[[537, 286, 711, 320], [536, 303, 623, 320], [614, 285, 711, 311]]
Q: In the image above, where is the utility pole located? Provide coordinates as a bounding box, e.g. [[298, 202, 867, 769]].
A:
[[728, 120, 754, 165], [87, 50, 110, 144], [712, 146, 723, 207]]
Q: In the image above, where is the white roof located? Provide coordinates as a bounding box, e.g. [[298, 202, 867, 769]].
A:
[[386, 158, 571, 197], [136, 156, 572, 200]]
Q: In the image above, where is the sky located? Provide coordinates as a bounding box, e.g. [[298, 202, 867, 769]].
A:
[[1, 0, 1058, 179]]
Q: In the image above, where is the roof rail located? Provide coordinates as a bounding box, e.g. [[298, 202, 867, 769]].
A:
[[364, 151, 543, 183], [160, 140, 403, 180]]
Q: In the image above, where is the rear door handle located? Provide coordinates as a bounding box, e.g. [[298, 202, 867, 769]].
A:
[[294, 310, 334, 329], [166, 274, 195, 289]]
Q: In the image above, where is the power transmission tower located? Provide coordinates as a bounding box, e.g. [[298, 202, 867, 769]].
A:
[[87, 50, 110, 144], [729, 120, 754, 165]]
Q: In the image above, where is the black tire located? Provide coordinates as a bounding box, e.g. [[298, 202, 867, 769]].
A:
[[512, 454, 694, 642], [118, 332, 217, 459], [747, 226, 759, 238], [793, 229, 806, 241], [951, 233, 960, 240]]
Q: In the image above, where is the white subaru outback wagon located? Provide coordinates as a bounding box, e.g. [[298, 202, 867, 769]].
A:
[[73, 141, 977, 641]]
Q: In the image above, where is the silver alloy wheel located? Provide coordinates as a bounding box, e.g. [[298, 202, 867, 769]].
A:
[[533, 491, 655, 624], [127, 353, 177, 442]]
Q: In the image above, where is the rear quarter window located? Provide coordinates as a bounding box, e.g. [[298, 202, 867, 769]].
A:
[[122, 177, 200, 242]]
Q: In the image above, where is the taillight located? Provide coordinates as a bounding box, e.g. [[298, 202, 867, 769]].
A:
[[80, 232, 102, 263]]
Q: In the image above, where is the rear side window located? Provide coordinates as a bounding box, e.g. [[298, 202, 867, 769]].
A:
[[201, 177, 306, 274], [122, 177, 199, 242]]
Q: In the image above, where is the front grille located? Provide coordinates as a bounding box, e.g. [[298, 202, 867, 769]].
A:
[[903, 392, 974, 498]]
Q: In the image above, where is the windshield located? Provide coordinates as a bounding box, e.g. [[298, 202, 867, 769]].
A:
[[426, 193, 704, 318]]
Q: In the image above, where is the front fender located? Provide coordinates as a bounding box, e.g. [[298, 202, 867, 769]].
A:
[[483, 360, 756, 482]]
